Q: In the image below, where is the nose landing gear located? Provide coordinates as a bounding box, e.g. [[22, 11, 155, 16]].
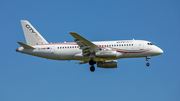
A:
[[146, 56, 150, 66], [89, 59, 96, 72], [146, 62, 150, 66]]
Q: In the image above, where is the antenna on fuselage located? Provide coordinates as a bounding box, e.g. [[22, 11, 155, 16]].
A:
[[64, 41, 66, 43]]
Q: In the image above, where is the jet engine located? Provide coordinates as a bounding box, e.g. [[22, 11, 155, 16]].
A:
[[97, 60, 117, 68], [95, 50, 123, 58]]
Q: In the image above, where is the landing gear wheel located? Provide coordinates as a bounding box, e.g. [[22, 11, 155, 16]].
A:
[[89, 58, 96, 72], [146, 56, 150, 67], [90, 66, 95, 72], [89, 60, 96, 65], [146, 63, 150, 66]]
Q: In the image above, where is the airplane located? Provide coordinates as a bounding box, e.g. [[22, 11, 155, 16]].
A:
[[16, 20, 163, 72]]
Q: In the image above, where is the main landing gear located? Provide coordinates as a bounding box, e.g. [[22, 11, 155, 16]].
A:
[[89, 59, 96, 72], [146, 56, 150, 66]]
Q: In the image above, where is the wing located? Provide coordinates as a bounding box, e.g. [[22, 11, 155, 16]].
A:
[[69, 32, 101, 56]]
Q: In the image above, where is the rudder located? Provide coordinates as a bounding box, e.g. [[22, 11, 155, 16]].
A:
[[20, 20, 48, 45]]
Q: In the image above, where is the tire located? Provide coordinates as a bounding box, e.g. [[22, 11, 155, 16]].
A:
[[90, 66, 95, 72], [89, 60, 95, 65], [146, 63, 150, 66]]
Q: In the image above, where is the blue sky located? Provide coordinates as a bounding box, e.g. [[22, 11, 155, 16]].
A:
[[1, 0, 180, 101]]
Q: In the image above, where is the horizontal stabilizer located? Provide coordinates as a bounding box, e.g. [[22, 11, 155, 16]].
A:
[[17, 41, 35, 49]]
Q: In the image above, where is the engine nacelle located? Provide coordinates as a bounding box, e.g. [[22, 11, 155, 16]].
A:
[[97, 60, 117, 68], [95, 50, 123, 58]]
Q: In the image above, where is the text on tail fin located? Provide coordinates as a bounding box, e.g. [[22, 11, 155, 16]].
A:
[[21, 20, 48, 45]]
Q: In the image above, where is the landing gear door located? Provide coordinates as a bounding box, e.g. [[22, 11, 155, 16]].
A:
[[139, 41, 144, 50]]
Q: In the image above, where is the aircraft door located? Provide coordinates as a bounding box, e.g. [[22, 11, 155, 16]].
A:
[[139, 41, 144, 50], [144, 42, 148, 49], [50, 45, 54, 54]]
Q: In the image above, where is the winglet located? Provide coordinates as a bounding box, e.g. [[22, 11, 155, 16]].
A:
[[17, 41, 35, 49]]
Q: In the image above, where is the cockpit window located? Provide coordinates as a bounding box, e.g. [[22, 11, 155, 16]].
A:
[[147, 43, 154, 45]]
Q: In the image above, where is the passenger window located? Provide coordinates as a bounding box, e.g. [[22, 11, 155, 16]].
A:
[[109, 45, 111, 47], [124, 44, 126, 46], [132, 44, 133, 46], [127, 44, 128, 46], [122, 44, 123, 46], [114, 45, 116, 46], [129, 44, 131, 46]]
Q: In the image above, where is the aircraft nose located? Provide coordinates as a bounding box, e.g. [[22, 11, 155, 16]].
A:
[[157, 48, 163, 54]]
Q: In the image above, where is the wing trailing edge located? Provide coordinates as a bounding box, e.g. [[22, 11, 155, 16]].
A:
[[69, 32, 101, 56]]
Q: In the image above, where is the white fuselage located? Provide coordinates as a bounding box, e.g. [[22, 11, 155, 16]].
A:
[[17, 40, 163, 61], [17, 20, 164, 71]]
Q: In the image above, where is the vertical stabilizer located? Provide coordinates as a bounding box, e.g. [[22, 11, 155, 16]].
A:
[[20, 20, 48, 45]]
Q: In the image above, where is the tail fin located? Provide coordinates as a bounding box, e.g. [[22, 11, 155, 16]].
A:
[[20, 20, 48, 45]]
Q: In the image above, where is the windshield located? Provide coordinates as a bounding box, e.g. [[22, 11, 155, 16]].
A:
[[147, 43, 154, 45]]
